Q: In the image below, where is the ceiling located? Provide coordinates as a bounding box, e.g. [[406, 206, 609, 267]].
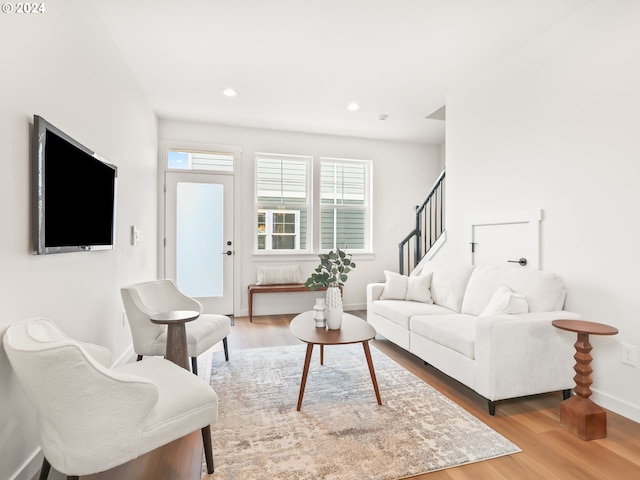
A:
[[91, 0, 591, 145]]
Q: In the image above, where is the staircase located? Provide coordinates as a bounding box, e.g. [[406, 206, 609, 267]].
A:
[[398, 170, 445, 274]]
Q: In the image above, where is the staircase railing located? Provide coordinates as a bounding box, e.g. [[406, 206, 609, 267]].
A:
[[398, 170, 445, 274]]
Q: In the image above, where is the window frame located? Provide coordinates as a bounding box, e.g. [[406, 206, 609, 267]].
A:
[[254, 153, 312, 254], [318, 157, 373, 253]]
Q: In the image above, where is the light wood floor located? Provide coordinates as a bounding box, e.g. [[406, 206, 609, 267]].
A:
[[44, 312, 640, 480]]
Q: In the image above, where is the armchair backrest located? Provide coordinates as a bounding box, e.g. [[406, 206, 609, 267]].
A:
[[3, 318, 158, 473], [121, 279, 202, 355]]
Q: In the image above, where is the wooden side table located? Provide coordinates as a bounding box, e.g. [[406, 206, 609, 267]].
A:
[[150, 310, 200, 370], [552, 319, 618, 440]]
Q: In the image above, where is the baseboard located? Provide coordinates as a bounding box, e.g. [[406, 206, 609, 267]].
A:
[[113, 344, 135, 366], [9, 447, 41, 480], [591, 389, 640, 424]]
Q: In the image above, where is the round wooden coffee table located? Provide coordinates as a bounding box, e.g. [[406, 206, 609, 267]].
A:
[[552, 319, 618, 440], [290, 311, 382, 411], [150, 310, 200, 370]]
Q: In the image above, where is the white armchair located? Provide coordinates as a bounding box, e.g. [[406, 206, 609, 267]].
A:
[[121, 279, 231, 374], [2, 318, 218, 479]]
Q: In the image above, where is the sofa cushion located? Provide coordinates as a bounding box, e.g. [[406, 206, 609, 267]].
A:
[[410, 314, 477, 359], [461, 264, 567, 316], [380, 271, 433, 303], [380, 271, 408, 300], [372, 300, 455, 329], [480, 285, 529, 316], [414, 262, 474, 312]]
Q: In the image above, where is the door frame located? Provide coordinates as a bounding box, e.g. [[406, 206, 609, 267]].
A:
[[468, 209, 542, 269], [158, 141, 243, 316]]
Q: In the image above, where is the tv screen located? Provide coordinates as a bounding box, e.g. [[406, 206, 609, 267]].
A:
[[32, 115, 117, 254]]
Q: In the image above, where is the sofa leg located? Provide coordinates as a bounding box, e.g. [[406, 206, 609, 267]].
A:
[[202, 425, 215, 473], [136, 354, 143, 361], [39, 458, 51, 480], [488, 400, 496, 416], [563, 388, 571, 400]]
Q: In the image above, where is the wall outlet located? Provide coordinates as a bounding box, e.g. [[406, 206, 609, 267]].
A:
[[621, 343, 637, 367]]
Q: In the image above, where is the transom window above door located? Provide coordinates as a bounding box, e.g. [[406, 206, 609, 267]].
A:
[[167, 150, 234, 172]]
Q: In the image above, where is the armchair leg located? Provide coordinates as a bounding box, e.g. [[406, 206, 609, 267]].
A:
[[191, 356, 198, 376], [136, 355, 143, 361], [201, 425, 215, 474], [488, 400, 496, 416], [39, 458, 51, 480], [563, 388, 571, 400], [223, 337, 229, 361]]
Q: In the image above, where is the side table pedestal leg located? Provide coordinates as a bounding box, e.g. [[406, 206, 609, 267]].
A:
[[560, 396, 607, 441]]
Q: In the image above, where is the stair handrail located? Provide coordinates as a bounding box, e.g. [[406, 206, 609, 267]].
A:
[[398, 169, 445, 274]]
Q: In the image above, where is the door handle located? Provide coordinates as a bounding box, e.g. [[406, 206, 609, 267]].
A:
[[222, 251, 233, 256], [507, 258, 527, 266]]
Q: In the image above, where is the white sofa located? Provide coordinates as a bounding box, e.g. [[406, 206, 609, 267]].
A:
[[367, 261, 581, 414]]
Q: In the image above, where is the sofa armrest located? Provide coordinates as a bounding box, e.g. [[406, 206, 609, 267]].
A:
[[474, 310, 582, 401], [367, 283, 385, 307]]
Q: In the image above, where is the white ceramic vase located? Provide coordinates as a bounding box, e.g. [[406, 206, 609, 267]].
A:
[[325, 285, 343, 330], [312, 298, 326, 328]]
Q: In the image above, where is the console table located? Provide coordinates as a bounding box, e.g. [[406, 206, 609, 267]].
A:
[[248, 284, 340, 322], [552, 319, 618, 440]]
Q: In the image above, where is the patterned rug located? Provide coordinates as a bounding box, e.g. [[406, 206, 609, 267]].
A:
[[204, 344, 520, 479]]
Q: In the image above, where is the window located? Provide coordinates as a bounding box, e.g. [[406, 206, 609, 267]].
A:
[[255, 153, 311, 251], [320, 158, 371, 251], [167, 150, 234, 172]]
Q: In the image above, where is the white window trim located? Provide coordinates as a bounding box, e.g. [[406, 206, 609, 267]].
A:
[[254, 153, 312, 254]]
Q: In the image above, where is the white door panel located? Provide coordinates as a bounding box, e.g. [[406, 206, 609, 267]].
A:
[[470, 210, 541, 269], [165, 172, 234, 314]]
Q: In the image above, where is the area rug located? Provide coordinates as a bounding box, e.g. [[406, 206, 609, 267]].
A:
[[204, 344, 520, 479]]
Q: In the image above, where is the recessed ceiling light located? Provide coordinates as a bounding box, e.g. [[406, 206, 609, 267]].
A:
[[347, 102, 360, 111], [223, 88, 238, 97]]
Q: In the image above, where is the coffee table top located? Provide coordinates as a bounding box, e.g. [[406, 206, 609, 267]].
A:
[[290, 311, 376, 345]]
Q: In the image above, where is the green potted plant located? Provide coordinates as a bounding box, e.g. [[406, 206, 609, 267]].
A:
[[305, 249, 356, 329], [304, 248, 356, 289]]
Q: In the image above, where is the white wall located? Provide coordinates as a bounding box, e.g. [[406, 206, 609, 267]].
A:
[[159, 120, 442, 316], [0, 2, 158, 478], [441, 0, 640, 421]]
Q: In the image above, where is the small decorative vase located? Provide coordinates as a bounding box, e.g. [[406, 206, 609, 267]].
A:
[[313, 298, 326, 328], [325, 285, 343, 330]]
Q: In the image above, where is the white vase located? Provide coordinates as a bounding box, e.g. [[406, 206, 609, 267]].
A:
[[325, 285, 343, 330], [312, 298, 326, 328]]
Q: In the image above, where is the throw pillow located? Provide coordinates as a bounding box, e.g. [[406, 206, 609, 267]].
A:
[[380, 270, 408, 300], [256, 265, 301, 285], [380, 271, 434, 303], [480, 285, 529, 316], [406, 272, 434, 303]]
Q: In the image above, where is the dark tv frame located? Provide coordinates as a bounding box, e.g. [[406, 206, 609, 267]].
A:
[[32, 115, 118, 254]]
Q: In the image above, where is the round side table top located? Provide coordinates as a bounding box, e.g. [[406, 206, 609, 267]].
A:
[[290, 311, 376, 345], [150, 310, 199, 325], [552, 319, 618, 336]]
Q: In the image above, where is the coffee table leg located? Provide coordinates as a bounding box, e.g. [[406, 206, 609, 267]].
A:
[[362, 341, 382, 405], [297, 343, 314, 411]]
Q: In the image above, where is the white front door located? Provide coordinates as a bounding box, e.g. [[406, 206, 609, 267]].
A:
[[164, 172, 234, 315], [470, 209, 541, 269]]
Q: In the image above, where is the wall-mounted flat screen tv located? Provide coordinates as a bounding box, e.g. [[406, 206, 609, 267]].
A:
[[32, 115, 117, 254]]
